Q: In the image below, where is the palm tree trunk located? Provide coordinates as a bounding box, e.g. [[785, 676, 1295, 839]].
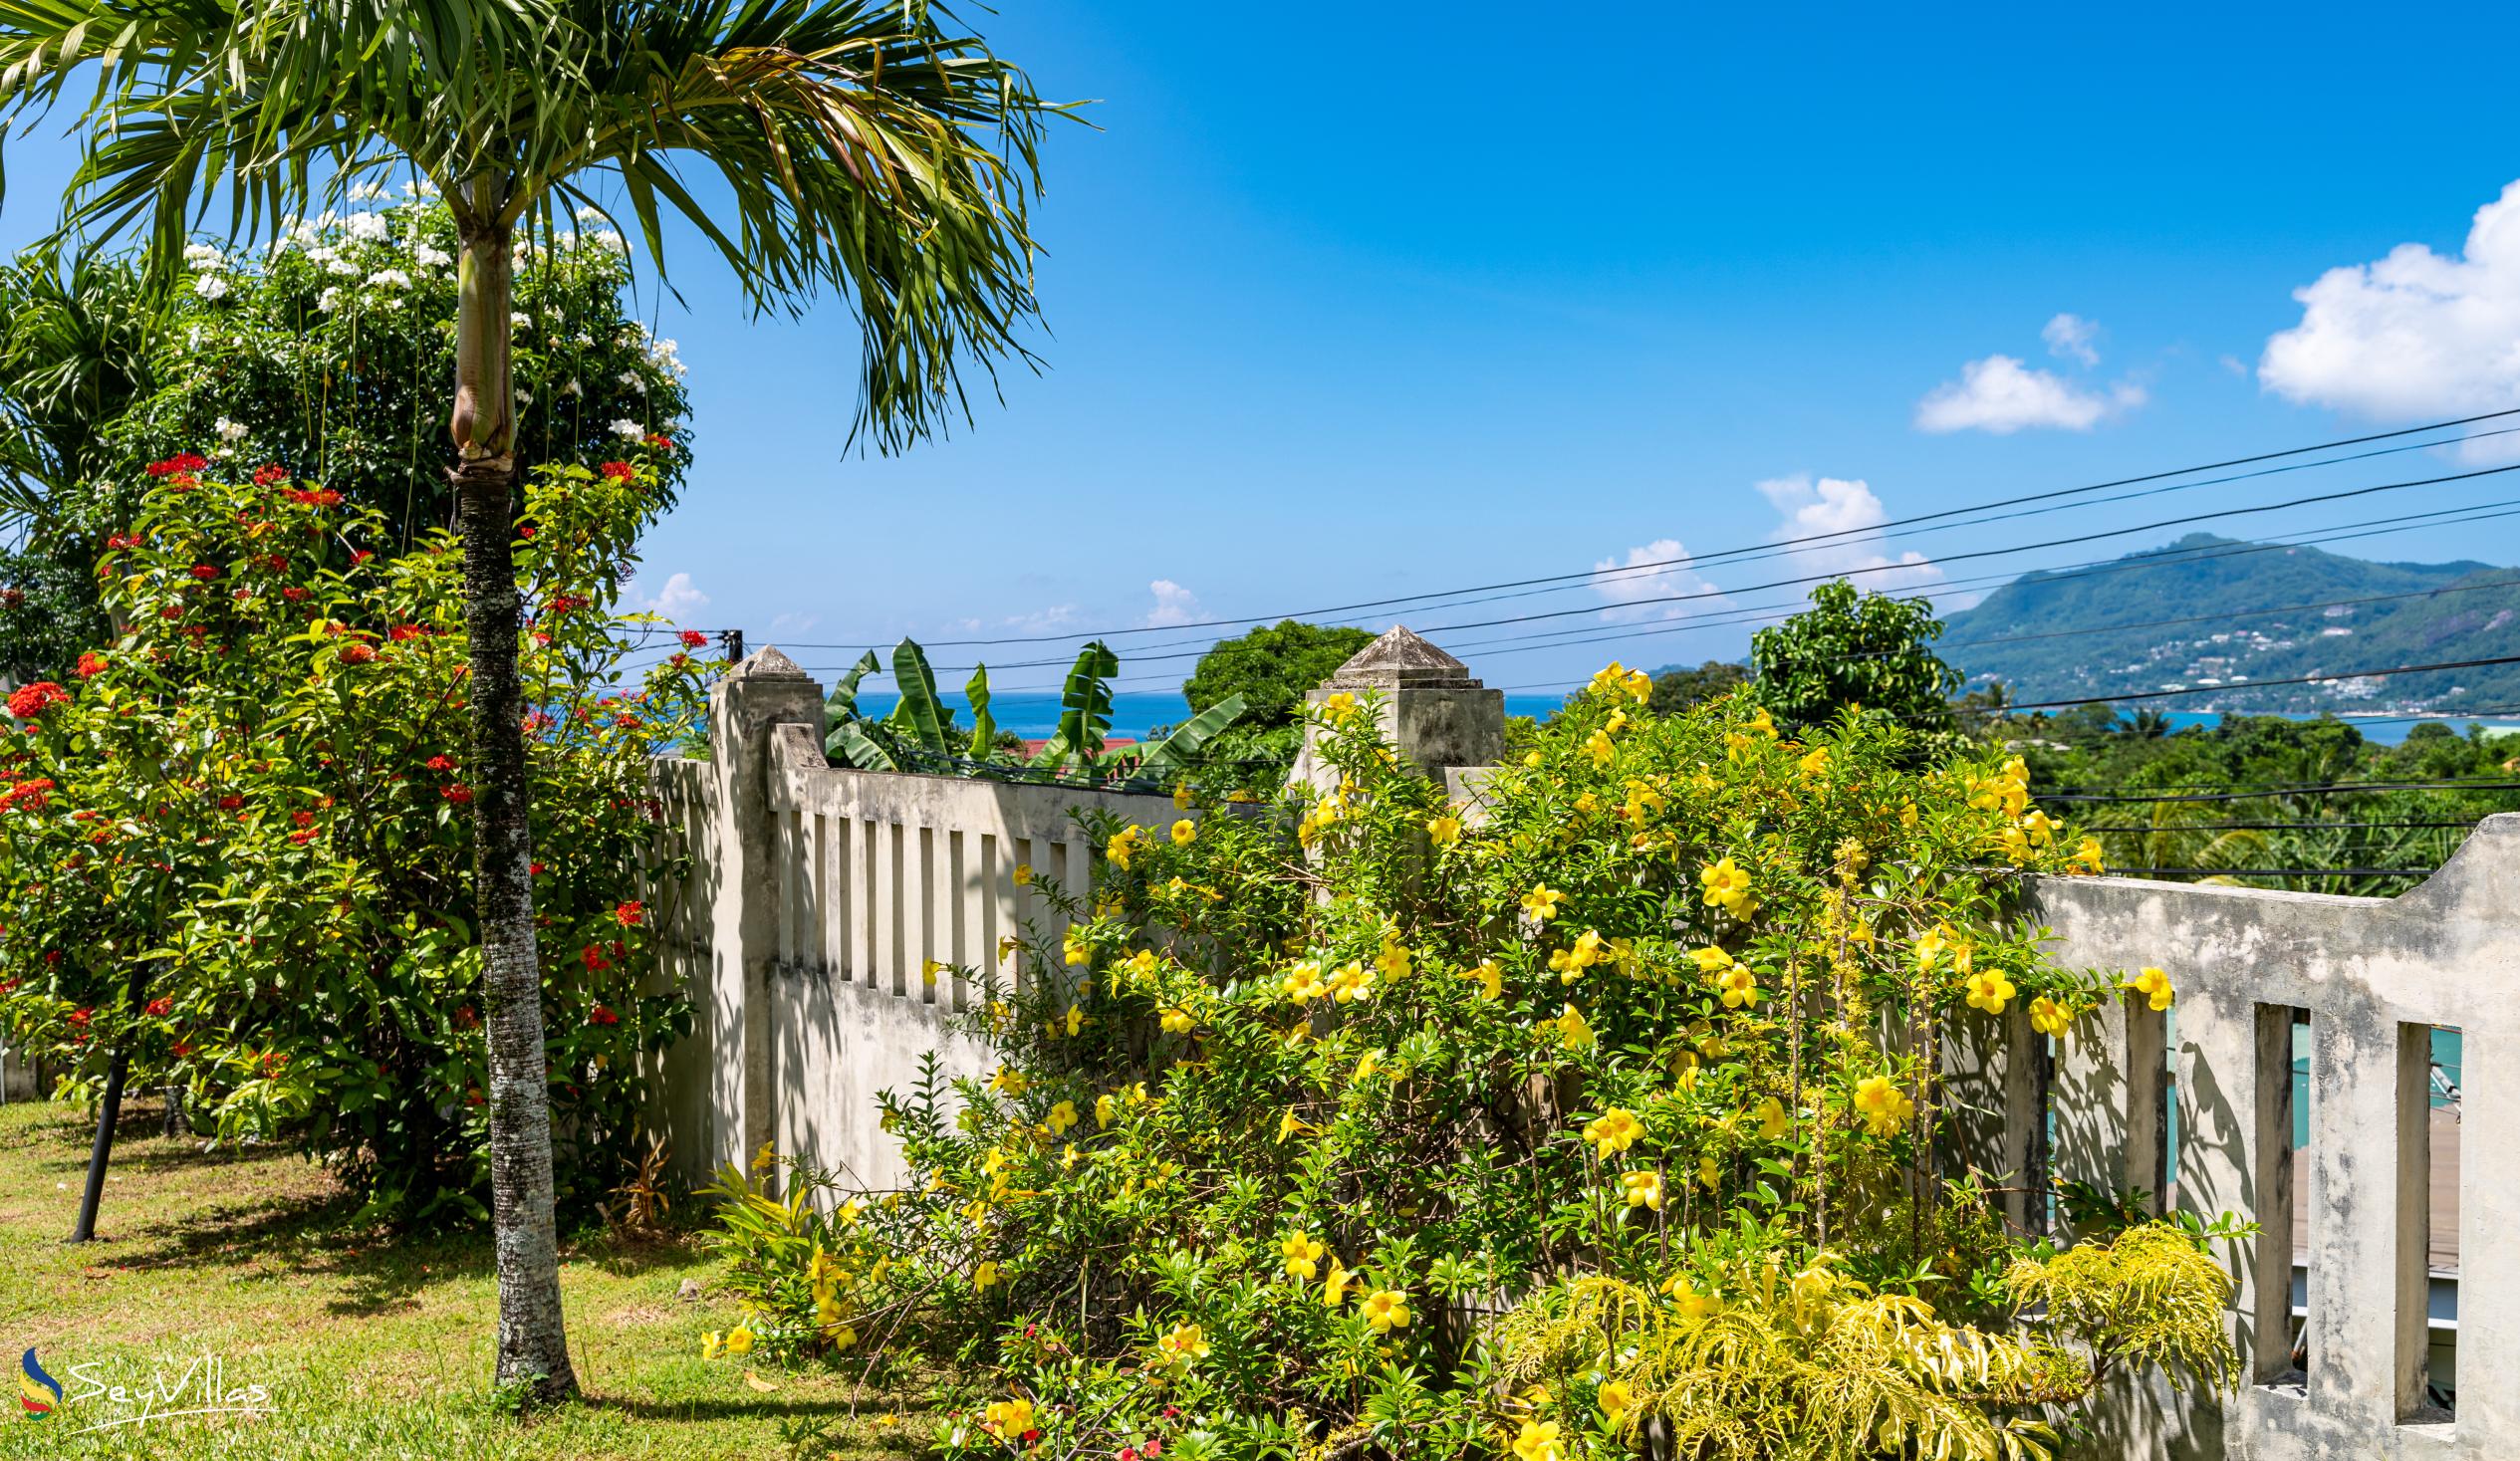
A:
[[455, 207, 579, 1401]]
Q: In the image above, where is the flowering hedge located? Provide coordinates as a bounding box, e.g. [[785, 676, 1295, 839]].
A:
[[0, 446, 714, 1221], [709, 669, 2235, 1458]]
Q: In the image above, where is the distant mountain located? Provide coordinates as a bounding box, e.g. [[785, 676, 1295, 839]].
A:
[[1937, 534, 2520, 714]]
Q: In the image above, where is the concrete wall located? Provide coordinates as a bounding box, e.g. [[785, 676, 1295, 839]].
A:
[[652, 646, 1182, 1190], [2027, 816, 2520, 1461]]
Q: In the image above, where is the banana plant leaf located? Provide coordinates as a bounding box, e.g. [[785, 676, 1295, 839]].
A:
[[825, 649, 902, 769], [966, 664, 997, 764], [886, 637, 952, 755], [1030, 640, 1120, 773], [1120, 693, 1247, 779]]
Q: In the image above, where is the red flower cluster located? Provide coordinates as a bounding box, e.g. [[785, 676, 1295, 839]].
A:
[[340, 643, 378, 665], [587, 1004, 620, 1026], [253, 463, 288, 487], [678, 629, 708, 648], [74, 651, 108, 679], [0, 777, 55, 812], [388, 624, 426, 641], [613, 713, 639, 729], [543, 594, 590, 616], [614, 900, 644, 927], [284, 487, 345, 508], [145, 997, 172, 1017], [424, 754, 455, 773], [600, 461, 634, 481], [440, 784, 474, 805], [146, 453, 209, 478], [105, 533, 137, 551], [580, 944, 613, 972], [644, 431, 673, 451], [189, 563, 219, 581], [262, 555, 288, 574], [7, 681, 70, 717], [290, 829, 319, 845], [0, 589, 21, 609]]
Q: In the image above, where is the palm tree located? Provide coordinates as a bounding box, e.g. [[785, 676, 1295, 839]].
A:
[[0, 0, 1055, 1398], [0, 248, 167, 529]]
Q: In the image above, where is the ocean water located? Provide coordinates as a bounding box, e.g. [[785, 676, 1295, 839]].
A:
[[2149, 710, 2520, 747], [849, 690, 1572, 740]]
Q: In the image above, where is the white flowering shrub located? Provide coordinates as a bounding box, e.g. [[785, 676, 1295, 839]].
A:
[[81, 194, 691, 553]]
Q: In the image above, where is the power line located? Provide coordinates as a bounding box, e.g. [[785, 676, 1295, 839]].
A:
[[1976, 651, 2520, 715], [762, 409, 2520, 653], [2041, 781, 2520, 804], [2105, 866, 2437, 878]]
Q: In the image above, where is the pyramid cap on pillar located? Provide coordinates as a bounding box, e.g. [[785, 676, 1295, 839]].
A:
[[726, 644, 810, 681], [1326, 625, 1480, 690]]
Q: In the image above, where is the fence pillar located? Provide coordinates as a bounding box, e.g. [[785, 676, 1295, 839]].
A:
[[1293, 625, 1506, 801], [701, 645, 825, 1177]]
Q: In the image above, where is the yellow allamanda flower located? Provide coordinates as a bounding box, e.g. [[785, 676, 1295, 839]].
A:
[[1698, 856, 1753, 916], [1160, 1005, 1196, 1035], [1375, 938, 1412, 981], [1121, 948, 1162, 986], [1589, 661, 1647, 701], [982, 1396, 1033, 1438], [1912, 926, 1948, 969], [723, 1327, 754, 1356], [988, 1066, 1029, 1096], [1064, 1004, 1084, 1037], [1853, 1076, 1914, 1137], [1620, 1169, 1663, 1211], [1275, 1106, 1313, 1144], [1426, 812, 1461, 846], [1173, 781, 1193, 811], [1686, 944, 1732, 973], [1797, 747, 1830, 778], [1748, 706, 1776, 738], [2030, 996, 2073, 1037], [1320, 690, 1361, 724], [1584, 1106, 1644, 1155], [1661, 1277, 1725, 1319], [1354, 1049, 1383, 1083], [1585, 728, 1616, 768], [1282, 1231, 1326, 1281], [1012, 862, 1033, 887], [1064, 933, 1091, 967], [1283, 960, 1328, 1003], [2126, 966, 2174, 1012], [1096, 1092, 1118, 1128], [1155, 1323, 1211, 1366], [1045, 1099, 1079, 1136], [1512, 1419, 1565, 1461], [1755, 1096, 1790, 1141], [1360, 1288, 1412, 1333], [1322, 1261, 1354, 1308], [1696, 1154, 1721, 1191], [1963, 969, 2017, 1015], [2070, 836, 2106, 874], [1716, 965, 1760, 1010], [1597, 1379, 1636, 1422], [1552, 1003, 1595, 1049], [1327, 960, 1376, 1003], [1106, 826, 1140, 869], [1461, 959, 1504, 1001], [1170, 818, 1197, 847], [1522, 883, 1567, 922]]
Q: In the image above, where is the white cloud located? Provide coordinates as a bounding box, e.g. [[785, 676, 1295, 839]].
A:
[[1001, 604, 1081, 635], [1913, 355, 2143, 434], [2260, 179, 2520, 434], [1143, 580, 1201, 628], [2042, 313, 2102, 365], [1589, 539, 1725, 620], [642, 572, 709, 620], [1755, 474, 1948, 595]]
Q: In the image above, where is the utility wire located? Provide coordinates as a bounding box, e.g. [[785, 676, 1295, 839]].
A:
[[760, 409, 2520, 652]]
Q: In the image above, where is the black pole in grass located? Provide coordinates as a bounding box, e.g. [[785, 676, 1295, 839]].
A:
[[68, 962, 149, 1244]]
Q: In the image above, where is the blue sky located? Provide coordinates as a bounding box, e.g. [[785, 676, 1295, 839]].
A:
[[9, 2, 2520, 698]]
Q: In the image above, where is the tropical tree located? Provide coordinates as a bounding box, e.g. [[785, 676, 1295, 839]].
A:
[[0, 0, 1056, 1398], [0, 248, 167, 528], [1751, 578, 1964, 738]]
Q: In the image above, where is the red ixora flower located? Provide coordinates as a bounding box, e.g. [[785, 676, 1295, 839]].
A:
[[678, 628, 708, 648], [528, 860, 547, 876], [0, 588, 21, 609], [580, 944, 613, 972], [7, 681, 70, 717], [289, 829, 318, 845], [74, 651, 107, 678], [587, 1004, 619, 1026], [66, 1007, 92, 1028], [189, 563, 219, 581], [144, 997, 172, 1017], [0, 778, 53, 812], [282, 587, 309, 602], [424, 754, 455, 773], [600, 460, 634, 481], [441, 784, 474, 805], [388, 624, 424, 641], [543, 594, 589, 616], [351, 550, 375, 565], [644, 431, 672, 451], [285, 487, 344, 508], [252, 463, 288, 487], [292, 810, 315, 827], [519, 526, 537, 540], [613, 713, 639, 729], [169, 1039, 192, 1058], [146, 452, 208, 478], [614, 900, 644, 927], [340, 643, 378, 665]]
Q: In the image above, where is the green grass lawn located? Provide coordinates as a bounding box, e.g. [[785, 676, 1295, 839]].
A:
[[0, 1097, 914, 1458]]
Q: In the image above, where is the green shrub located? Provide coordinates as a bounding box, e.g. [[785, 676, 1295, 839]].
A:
[[0, 446, 711, 1221], [709, 669, 2230, 1457]]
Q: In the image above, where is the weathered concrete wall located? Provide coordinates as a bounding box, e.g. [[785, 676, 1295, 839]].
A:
[[2026, 815, 2520, 1461]]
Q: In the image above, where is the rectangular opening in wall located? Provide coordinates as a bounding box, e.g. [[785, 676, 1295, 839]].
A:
[[2401, 1023, 2459, 1429], [2251, 1005, 2308, 1389]]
